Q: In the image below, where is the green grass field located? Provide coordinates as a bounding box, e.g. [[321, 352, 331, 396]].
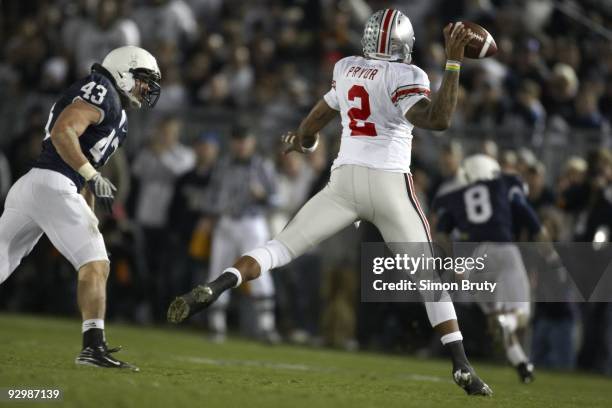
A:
[[0, 314, 610, 408]]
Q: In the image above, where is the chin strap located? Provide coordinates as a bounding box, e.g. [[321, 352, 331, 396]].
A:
[[115, 72, 139, 107], [127, 95, 142, 108], [114, 70, 135, 92]]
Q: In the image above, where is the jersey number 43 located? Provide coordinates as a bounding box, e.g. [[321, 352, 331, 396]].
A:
[[80, 81, 108, 105]]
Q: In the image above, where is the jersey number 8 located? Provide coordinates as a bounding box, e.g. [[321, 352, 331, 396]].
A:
[[464, 185, 493, 224]]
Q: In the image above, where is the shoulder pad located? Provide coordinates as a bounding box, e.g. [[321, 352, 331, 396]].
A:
[[74, 73, 122, 122]]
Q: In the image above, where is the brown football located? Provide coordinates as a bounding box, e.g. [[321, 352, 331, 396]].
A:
[[453, 21, 497, 59]]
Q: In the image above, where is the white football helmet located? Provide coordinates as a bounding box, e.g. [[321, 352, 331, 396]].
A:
[[101, 46, 161, 108], [460, 154, 501, 183], [361, 9, 415, 63]]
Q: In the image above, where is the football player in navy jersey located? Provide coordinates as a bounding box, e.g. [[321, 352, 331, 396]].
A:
[[432, 154, 543, 383], [0, 46, 161, 371]]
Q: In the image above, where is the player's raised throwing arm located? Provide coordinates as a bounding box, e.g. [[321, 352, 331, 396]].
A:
[[50, 99, 116, 212], [282, 99, 337, 154], [405, 23, 472, 130]]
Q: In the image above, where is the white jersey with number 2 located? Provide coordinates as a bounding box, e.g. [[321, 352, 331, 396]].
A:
[[323, 55, 430, 173]]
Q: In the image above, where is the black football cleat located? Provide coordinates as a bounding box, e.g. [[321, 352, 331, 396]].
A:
[[453, 366, 493, 396], [75, 344, 139, 372], [167, 284, 219, 323], [516, 362, 535, 384]]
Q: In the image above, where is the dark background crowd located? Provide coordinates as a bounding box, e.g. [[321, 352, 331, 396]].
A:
[[0, 0, 611, 375]]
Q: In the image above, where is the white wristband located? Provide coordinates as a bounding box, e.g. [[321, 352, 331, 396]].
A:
[[77, 162, 98, 181], [302, 136, 319, 153], [223, 267, 243, 287]]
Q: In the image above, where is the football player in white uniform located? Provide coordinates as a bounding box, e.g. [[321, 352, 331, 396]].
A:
[[169, 9, 492, 395], [0, 46, 161, 371]]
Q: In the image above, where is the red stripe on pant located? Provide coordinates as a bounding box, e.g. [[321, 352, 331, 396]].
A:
[[404, 173, 432, 242]]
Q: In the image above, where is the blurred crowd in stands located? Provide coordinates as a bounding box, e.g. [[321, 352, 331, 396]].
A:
[[0, 0, 611, 375]]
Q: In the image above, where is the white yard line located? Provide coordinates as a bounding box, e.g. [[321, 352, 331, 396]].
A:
[[175, 356, 328, 372], [174, 355, 452, 384], [402, 374, 453, 384]]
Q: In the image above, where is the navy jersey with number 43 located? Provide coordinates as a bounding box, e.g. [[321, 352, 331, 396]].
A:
[[432, 174, 542, 242], [33, 71, 127, 190]]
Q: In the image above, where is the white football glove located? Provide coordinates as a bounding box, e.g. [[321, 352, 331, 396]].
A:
[[87, 173, 117, 213]]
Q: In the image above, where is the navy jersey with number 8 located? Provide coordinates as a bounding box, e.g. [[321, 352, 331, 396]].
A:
[[432, 174, 542, 242]]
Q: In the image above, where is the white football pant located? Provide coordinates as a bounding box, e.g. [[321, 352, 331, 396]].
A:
[[247, 165, 457, 327], [0, 168, 109, 284]]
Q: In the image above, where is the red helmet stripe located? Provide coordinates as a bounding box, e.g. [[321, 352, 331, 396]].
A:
[[378, 10, 395, 54], [386, 11, 399, 56]]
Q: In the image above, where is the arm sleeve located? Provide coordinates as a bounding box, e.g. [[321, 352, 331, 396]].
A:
[[322, 62, 340, 111], [392, 66, 431, 115], [509, 183, 542, 235]]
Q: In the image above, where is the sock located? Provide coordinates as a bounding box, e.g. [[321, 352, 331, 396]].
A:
[[424, 296, 457, 327], [82, 319, 105, 349], [442, 333, 469, 369], [209, 268, 241, 294], [245, 240, 293, 272], [506, 343, 528, 366], [440, 331, 463, 345]]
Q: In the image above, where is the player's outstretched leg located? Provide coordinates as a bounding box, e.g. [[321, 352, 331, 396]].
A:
[[426, 303, 493, 396], [167, 259, 250, 323], [497, 313, 534, 384], [75, 261, 139, 371], [168, 239, 292, 323], [441, 324, 493, 396]]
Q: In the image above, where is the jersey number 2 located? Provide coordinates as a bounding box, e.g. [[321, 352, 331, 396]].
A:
[[348, 85, 377, 137]]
